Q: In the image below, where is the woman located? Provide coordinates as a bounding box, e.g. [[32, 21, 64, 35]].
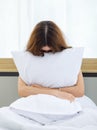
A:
[[18, 21, 84, 102]]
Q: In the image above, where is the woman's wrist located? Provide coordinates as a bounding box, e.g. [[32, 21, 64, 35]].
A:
[[59, 87, 62, 91], [51, 89, 59, 97]]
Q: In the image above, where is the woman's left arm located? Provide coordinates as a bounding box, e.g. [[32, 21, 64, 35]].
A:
[[59, 71, 85, 97], [32, 71, 84, 98]]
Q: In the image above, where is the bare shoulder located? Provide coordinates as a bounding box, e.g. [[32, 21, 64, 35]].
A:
[[18, 77, 27, 86], [77, 70, 84, 89], [78, 70, 83, 79]]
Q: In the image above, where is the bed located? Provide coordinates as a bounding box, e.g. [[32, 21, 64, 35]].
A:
[[0, 95, 97, 130]]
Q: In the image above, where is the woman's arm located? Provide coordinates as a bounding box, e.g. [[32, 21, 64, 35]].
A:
[[29, 71, 84, 97], [18, 77, 75, 101], [18, 77, 55, 97], [59, 71, 85, 97], [18, 71, 84, 99]]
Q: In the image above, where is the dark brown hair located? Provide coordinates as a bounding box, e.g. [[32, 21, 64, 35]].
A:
[[26, 21, 71, 56]]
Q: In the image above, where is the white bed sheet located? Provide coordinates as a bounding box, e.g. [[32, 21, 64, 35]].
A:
[[0, 96, 97, 130]]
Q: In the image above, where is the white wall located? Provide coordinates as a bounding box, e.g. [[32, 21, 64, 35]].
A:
[[66, 0, 97, 58], [0, 0, 97, 58]]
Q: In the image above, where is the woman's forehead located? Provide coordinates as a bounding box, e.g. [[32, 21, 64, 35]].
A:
[[41, 45, 51, 49]]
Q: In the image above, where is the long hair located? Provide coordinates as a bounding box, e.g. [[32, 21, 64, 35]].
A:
[[26, 21, 71, 56]]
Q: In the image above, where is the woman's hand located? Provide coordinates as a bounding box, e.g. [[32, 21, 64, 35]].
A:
[[32, 84, 48, 89], [55, 90, 75, 102]]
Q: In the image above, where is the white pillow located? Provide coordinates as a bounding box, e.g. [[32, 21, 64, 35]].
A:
[[12, 47, 84, 88], [10, 94, 82, 124]]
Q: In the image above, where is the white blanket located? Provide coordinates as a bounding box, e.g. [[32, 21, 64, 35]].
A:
[[0, 96, 97, 130]]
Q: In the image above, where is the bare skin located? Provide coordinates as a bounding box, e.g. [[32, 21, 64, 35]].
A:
[[18, 46, 84, 102], [41, 46, 51, 51], [18, 71, 84, 102]]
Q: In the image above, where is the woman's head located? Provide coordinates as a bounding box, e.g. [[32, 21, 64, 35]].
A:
[[26, 21, 70, 56]]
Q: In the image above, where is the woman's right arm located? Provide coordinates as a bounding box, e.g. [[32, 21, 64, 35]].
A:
[[18, 77, 56, 97], [18, 77, 75, 102]]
